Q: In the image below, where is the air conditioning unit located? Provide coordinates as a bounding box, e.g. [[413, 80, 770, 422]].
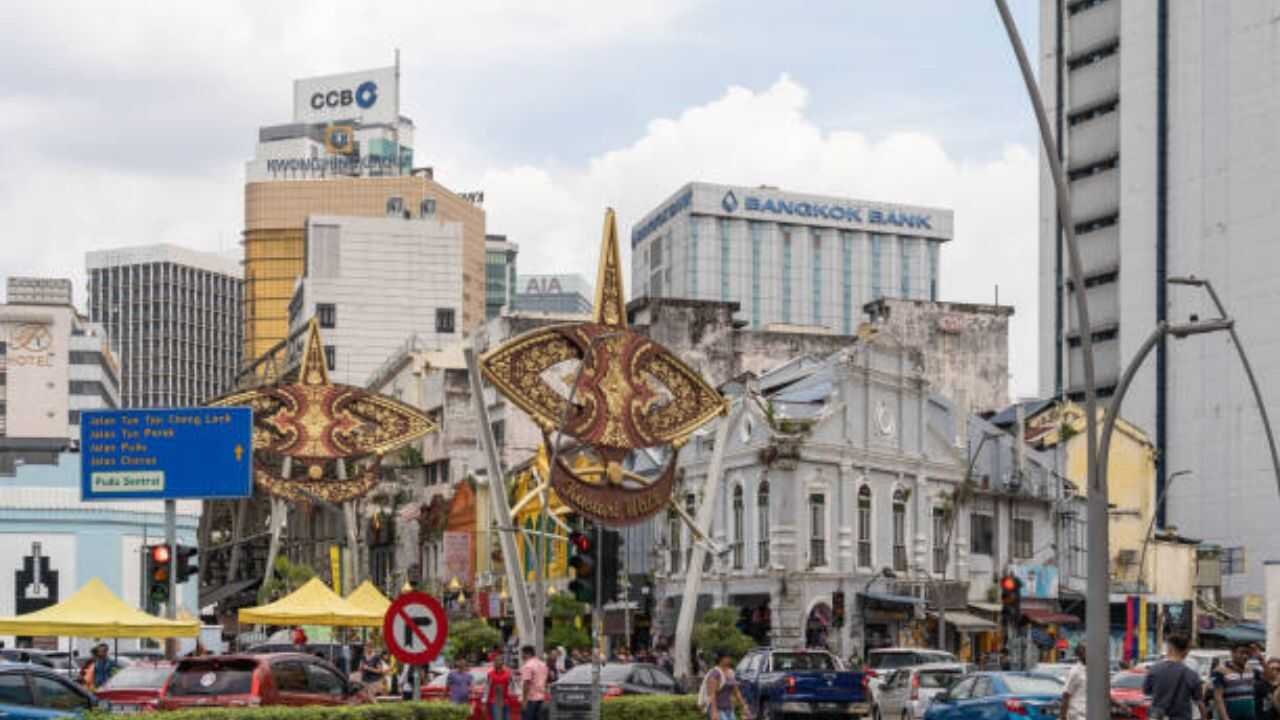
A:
[[1117, 549, 1138, 566]]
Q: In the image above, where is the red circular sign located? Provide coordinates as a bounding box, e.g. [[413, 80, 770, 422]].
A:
[[382, 591, 448, 666]]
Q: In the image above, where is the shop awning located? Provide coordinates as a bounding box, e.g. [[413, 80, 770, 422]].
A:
[[932, 610, 998, 631], [0, 578, 199, 638], [238, 578, 382, 627], [1022, 608, 1080, 625], [1201, 623, 1266, 645], [345, 581, 392, 617], [969, 602, 1001, 614], [861, 592, 926, 606]]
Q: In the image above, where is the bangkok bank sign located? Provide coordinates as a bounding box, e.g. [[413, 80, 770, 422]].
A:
[[293, 66, 398, 126]]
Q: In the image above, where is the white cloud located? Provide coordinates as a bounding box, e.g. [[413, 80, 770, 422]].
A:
[[476, 76, 1040, 397]]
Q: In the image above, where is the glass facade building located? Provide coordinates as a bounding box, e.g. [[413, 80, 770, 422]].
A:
[[485, 236, 518, 320], [630, 182, 952, 332]]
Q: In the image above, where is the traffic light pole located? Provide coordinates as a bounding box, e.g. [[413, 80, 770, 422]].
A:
[[165, 499, 177, 660]]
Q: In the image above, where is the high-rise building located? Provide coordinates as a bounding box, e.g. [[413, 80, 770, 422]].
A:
[[1, 277, 120, 451], [485, 235, 518, 320], [1037, 0, 1280, 595], [630, 182, 952, 333], [86, 244, 242, 408], [244, 67, 485, 361], [288, 214, 467, 386], [512, 273, 593, 316]]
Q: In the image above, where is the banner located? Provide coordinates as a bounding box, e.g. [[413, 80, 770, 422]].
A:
[[443, 531, 473, 585]]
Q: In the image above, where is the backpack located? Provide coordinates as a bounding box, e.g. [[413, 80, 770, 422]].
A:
[[697, 668, 719, 712]]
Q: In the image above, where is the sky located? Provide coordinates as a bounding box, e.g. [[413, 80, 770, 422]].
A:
[[0, 0, 1043, 398]]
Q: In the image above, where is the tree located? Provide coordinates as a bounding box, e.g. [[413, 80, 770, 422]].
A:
[[692, 607, 753, 664], [444, 618, 502, 663], [546, 594, 592, 650], [261, 556, 315, 601]]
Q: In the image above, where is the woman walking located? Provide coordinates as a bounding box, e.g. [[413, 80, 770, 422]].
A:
[[702, 653, 751, 720]]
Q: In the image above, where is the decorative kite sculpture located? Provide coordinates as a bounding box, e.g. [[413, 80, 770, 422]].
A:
[[211, 320, 435, 503], [480, 209, 726, 526]]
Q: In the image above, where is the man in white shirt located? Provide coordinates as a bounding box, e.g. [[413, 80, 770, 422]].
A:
[[1061, 644, 1088, 720]]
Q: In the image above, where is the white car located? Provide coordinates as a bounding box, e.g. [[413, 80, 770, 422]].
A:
[[864, 649, 959, 720], [876, 663, 969, 720]]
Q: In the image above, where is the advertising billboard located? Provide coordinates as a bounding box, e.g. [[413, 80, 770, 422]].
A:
[[293, 66, 398, 126], [1, 310, 69, 439], [1010, 563, 1060, 599]]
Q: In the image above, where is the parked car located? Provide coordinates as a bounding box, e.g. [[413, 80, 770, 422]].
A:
[[1110, 671, 1152, 720], [0, 661, 109, 718], [553, 662, 680, 700], [877, 663, 968, 720], [736, 647, 870, 719], [1030, 663, 1076, 683], [866, 649, 960, 716], [924, 672, 1064, 720], [421, 665, 489, 702], [158, 653, 368, 709], [94, 661, 174, 714]]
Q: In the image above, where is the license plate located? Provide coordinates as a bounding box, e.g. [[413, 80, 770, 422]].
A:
[[111, 705, 140, 714], [820, 702, 847, 711], [1042, 704, 1060, 715], [560, 693, 588, 704]]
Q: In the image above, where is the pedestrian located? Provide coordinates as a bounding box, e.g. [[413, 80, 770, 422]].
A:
[[484, 656, 519, 720], [520, 645, 549, 720], [1060, 643, 1087, 720], [1255, 658, 1280, 720], [1144, 633, 1206, 720], [446, 659, 473, 704], [359, 644, 386, 694], [701, 653, 751, 720], [292, 626, 308, 651], [85, 644, 119, 691], [1215, 642, 1262, 720], [558, 645, 571, 673], [545, 648, 560, 684]]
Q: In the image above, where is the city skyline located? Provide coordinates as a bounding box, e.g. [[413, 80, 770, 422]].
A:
[[0, 0, 1042, 397]]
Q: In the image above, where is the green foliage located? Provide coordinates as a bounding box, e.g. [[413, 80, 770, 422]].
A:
[[547, 594, 588, 622], [546, 594, 591, 649], [88, 702, 469, 720], [601, 695, 704, 720], [262, 556, 316, 601], [692, 607, 754, 663], [442, 618, 501, 663], [546, 622, 591, 650]]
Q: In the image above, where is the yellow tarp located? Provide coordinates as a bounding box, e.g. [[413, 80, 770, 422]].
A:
[[238, 578, 381, 627], [345, 581, 391, 618], [0, 578, 198, 638]]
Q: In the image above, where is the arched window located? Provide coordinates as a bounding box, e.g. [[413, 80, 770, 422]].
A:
[[857, 486, 872, 568], [732, 485, 744, 570], [757, 482, 771, 568], [808, 493, 827, 568], [892, 488, 908, 572]]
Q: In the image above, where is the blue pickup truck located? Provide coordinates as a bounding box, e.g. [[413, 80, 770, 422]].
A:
[[736, 648, 870, 720]]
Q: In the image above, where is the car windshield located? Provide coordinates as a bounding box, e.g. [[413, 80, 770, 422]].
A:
[[869, 653, 916, 670], [1002, 675, 1064, 695], [773, 653, 837, 671], [101, 665, 172, 690], [560, 664, 632, 683], [920, 670, 963, 688], [1112, 673, 1147, 690], [167, 659, 256, 696]]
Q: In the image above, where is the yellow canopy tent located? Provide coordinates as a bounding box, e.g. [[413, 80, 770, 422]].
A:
[[345, 581, 391, 618], [0, 578, 198, 638], [238, 577, 381, 627]]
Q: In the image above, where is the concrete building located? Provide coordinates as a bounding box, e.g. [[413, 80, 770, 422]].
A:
[[630, 182, 952, 333], [286, 214, 465, 387], [864, 298, 1014, 419], [0, 453, 200, 652], [485, 236, 518, 320], [1037, 0, 1280, 595], [512, 273, 592, 316], [243, 68, 485, 362], [649, 341, 1083, 664], [1, 278, 120, 453], [86, 244, 242, 408]]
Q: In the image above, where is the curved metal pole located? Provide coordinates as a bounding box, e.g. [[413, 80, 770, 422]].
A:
[[1136, 469, 1191, 593], [994, 1, 1102, 705]]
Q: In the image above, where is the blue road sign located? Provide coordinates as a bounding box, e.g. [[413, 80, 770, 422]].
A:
[[80, 408, 253, 500]]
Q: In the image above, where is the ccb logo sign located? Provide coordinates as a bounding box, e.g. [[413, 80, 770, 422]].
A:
[[310, 80, 378, 112]]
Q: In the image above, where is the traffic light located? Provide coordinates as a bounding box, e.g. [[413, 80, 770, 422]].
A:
[[999, 574, 1022, 624], [175, 544, 199, 584], [567, 530, 595, 604], [599, 530, 621, 605], [146, 544, 171, 612], [833, 591, 846, 628]]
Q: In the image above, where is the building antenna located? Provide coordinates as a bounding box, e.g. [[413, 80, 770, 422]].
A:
[[994, 284, 1000, 307], [394, 48, 402, 176]]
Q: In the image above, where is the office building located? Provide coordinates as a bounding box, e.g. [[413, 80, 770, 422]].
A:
[[243, 67, 485, 361], [0, 278, 120, 453], [288, 214, 466, 387], [87, 244, 242, 408], [512, 273, 592, 315], [1038, 0, 1280, 595], [486, 235, 518, 320], [630, 182, 952, 334]]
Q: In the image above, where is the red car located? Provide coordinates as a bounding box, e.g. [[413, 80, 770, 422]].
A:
[[1111, 671, 1151, 720], [95, 661, 174, 713], [158, 653, 369, 710]]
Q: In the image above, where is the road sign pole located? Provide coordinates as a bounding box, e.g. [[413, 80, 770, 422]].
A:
[[412, 663, 421, 702]]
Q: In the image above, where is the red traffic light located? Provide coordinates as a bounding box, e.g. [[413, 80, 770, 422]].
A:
[[569, 531, 591, 554], [150, 544, 171, 565]]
